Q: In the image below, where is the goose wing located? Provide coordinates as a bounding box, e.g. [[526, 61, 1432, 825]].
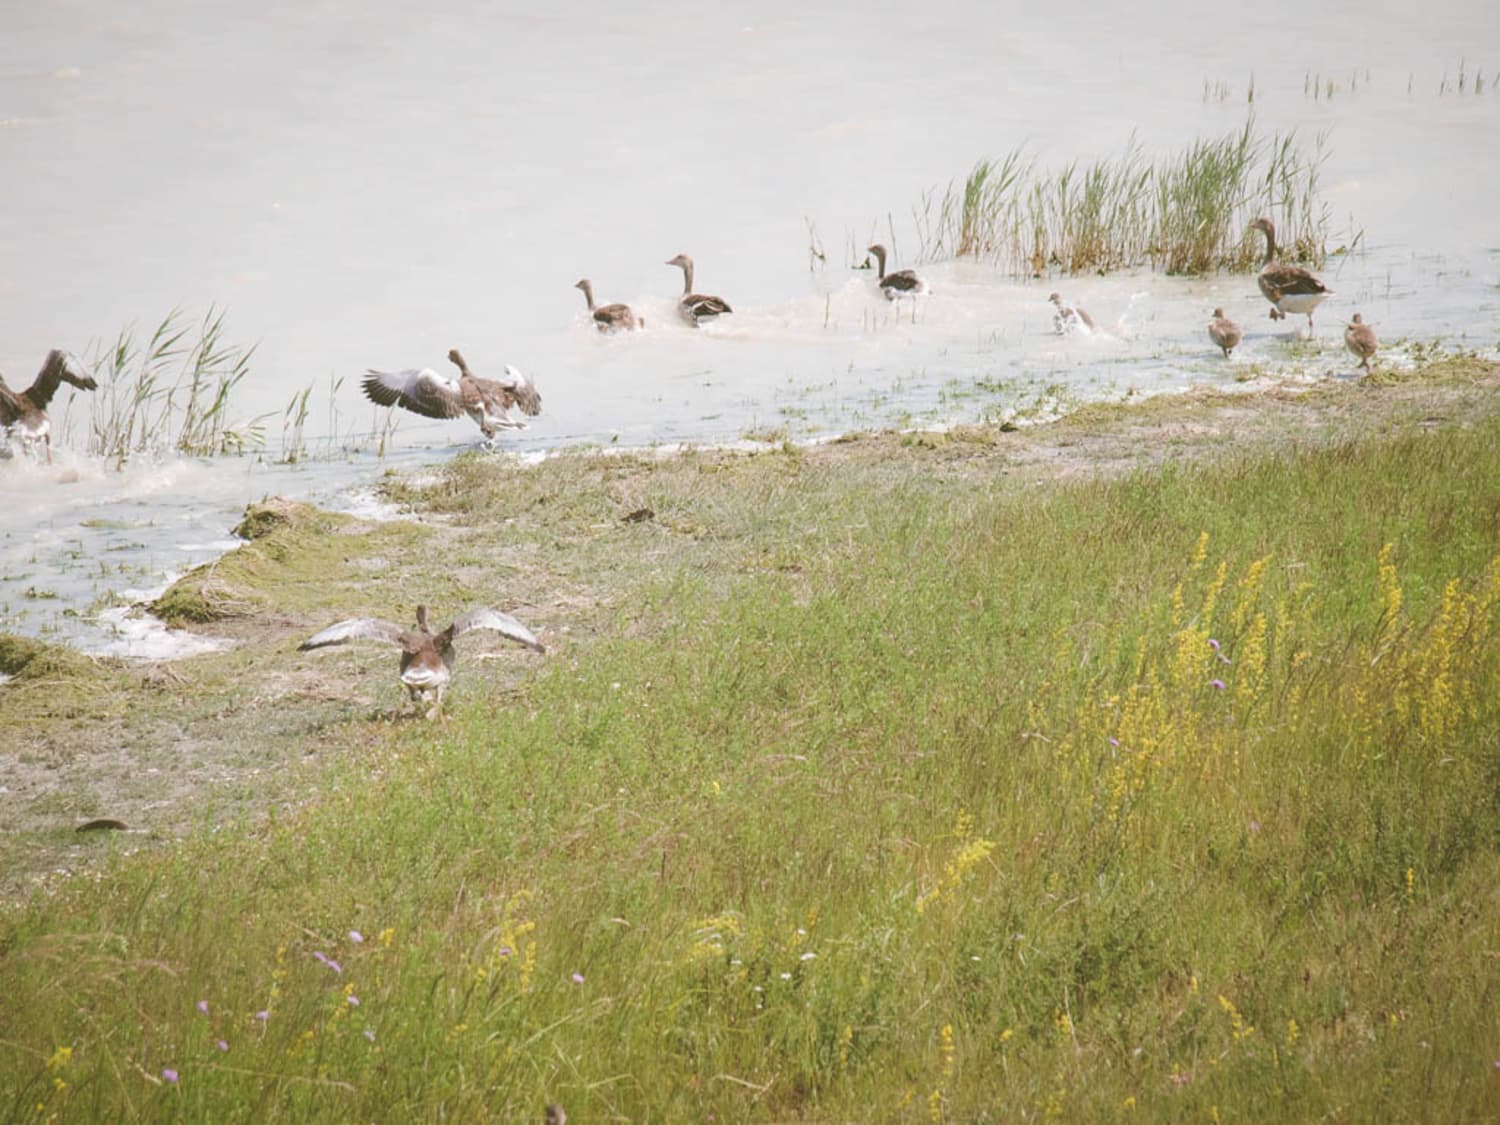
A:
[[494, 365, 542, 417], [25, 350, 97, 409], [361, 368, 465, 420], [879, 269, 925, 294], [449, 606, 545, 652], [684, 294, 733, 318], [0, 377, 25, 426], [299, 617, 408, 651], [1259, 263, 1329, 298]]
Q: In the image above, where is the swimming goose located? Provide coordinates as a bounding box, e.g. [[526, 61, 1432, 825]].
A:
[[1208, 308, 1243, 358], [361, 348, 541, 441], [1049, 292, 1096, 335], [664, 254, 732, 326], [0, 349, 98, 463], [1344, 313, 1378, 372], [300, 604, 545, 718], [866, 244, 929, 300], [575, 278, 641, 332], [1248, 217, 1331, 333]]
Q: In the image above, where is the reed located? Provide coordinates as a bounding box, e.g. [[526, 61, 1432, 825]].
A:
[[74, 308, 266, 466], [914, 119, 1333, 277]]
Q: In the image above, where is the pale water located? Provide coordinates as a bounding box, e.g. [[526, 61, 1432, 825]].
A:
[[2, 0, 1497, 652]]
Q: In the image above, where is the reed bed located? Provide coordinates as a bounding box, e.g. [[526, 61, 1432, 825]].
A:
[[914, 120, 1332, 276]]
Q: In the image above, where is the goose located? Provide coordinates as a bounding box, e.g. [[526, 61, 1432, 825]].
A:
[[1049, 292, 1096, 335], [1208, 308, 1243, 358], [574, 278, 641, 332], [1344, 313, 1378, 372], [300, 604, 545, 719], [1248, 217, 1331, 333], [361, 348, 541, 441], [0, 349, 98, 463], [865, 244, 928, 300], [664, 254, 732, 326]]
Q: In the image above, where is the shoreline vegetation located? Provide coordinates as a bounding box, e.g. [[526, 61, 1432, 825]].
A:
[[3, 355, 1498, 1120], [913, 120, 1341, 277]]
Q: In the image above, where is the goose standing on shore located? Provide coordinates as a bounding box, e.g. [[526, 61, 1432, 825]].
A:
[[1049, 292, 1096, 335], [1208, 308, 1243, 358], [865, 244, 928, 300], [574, 278, 641, 332], [1248, 217, 1332, 334], [361, 348, 541, 442], [300, 604, 545, 719], [1344, 313, 1378, 372], [665, 254, 732, 326], [0, 349, 98, 463]]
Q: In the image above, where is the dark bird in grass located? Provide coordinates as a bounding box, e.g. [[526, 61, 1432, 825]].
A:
[[866, 243, 929, 300], [361, 348, 541, 443], [1248, 217, 1332, 334], [0, 349, 98, 463], [300, 604, 545, 719], [1049, 292, 1096, 335], [665, 253, 732, 326], [1208, 308, 1243, 358], [574, 278, 641, 332], [1344, 313, 1378, 373]]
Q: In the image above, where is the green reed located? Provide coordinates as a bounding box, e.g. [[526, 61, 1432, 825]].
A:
[[914, 119, 1333, 277]]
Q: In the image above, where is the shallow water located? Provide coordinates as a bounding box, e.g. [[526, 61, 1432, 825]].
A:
[[2, 1, 1497, 650]]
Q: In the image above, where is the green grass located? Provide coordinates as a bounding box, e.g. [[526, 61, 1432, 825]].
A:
[[914, 119, 1336, 277], [4, 414, 1500, 1121]]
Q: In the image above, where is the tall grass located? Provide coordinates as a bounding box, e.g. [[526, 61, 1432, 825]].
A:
[[914, 119, 1333, 276], [2, 417, 1498, 1120]]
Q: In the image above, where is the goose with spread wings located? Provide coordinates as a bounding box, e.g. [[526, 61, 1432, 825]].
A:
[[1, 349, 98, 463], [361, 348, 541, 441], [300, 604, 545, 718]]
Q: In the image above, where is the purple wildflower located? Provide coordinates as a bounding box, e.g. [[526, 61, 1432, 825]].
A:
[[347, 995, 360, 1007], [349, 930, 364, 944], [161, 1068, 179, 1084], [1208, 638, 1220, 651], [255, 1010, 270, 1022], [571, 972, 585, 985], [363, 1029, 377, 1043], [196, 1000, 209, 1016], [1210, 679, 1226, 691], [1108, 737, 1120, 747], [498, 946, 513, 957], [217, 1041, 229, 1053], [311, 951, 343, 974]]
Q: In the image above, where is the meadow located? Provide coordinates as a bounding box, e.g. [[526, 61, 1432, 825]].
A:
[[3, 363, 1499, 1121]]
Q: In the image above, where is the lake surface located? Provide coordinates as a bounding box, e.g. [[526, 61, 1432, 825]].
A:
[[2, 0, 1497, 651]]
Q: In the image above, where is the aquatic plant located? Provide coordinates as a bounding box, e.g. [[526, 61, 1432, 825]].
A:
[[71, 307, 266, 466], [913, 119, 1334, 276]]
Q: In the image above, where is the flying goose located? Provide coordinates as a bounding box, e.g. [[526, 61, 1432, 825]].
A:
[[664, 254, 732, 326], [300, 604, 545, 718], [574, 279, 641, 332], [361, 348, 541, 441], [865, 244, 928, 300], [1049, 292, 1096, 335], [1344, 313, 1378, 372], [1208, 308, 1243, 358], [0, 349, 98, 463], [1248, 217, 1332, 333]]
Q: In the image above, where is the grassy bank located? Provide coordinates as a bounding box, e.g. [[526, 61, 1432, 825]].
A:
[[3, 371, 1500, 1121]]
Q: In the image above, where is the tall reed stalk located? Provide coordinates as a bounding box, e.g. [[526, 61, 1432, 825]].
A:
[[914, 118, 1334, 277], [74, 308, 266, 466]]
